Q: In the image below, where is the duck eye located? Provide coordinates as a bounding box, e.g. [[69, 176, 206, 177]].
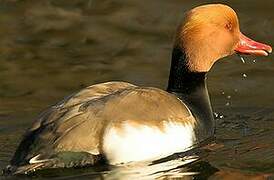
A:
[[225, 22, 233, 31]]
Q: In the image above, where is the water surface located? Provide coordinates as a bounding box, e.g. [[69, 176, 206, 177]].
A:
[[0, 0, 273, 179]]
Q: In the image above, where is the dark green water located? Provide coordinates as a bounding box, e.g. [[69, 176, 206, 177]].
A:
[[0, 0, 273, 179]]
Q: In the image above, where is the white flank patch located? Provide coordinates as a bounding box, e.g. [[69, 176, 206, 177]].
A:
[[102, 121, 196, 165]]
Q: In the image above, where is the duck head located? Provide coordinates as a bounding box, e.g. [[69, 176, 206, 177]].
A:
[[175, 4, 272, 72]]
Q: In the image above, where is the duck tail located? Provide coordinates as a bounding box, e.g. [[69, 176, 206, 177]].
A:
[[2, 162, 48, 175], [2, 152, 104, 175]]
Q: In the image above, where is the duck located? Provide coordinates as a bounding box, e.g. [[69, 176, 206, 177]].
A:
[[4, 4, 272, 175]]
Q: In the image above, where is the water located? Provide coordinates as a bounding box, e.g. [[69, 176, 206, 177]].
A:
[[0, 0, 274, 179]]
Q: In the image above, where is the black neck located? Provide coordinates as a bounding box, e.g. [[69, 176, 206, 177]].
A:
[[167, 47, 215, 141]]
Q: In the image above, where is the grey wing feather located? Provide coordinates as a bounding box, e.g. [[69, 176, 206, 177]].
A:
[[10, 82, 136, 167]]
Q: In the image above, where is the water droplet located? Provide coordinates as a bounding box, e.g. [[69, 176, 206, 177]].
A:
[[234, 89, 238, 92], [242, 73, 247, 78], [253, 59, 256, 63], [227, 95, 231, 99], [214, 112, 225, 119], [221, 91, 225, 95], [240, 56, 245, 63], [225, 102, 230, 106]]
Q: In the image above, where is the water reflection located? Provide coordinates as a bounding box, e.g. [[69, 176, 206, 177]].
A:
[[7, 157, 215, 179]]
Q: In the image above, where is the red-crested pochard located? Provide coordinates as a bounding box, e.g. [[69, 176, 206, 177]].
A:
[[4, 4, 272, 175]]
